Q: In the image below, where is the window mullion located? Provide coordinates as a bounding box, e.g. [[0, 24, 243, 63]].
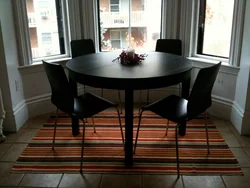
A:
[[163, 0, 179, 39], [80, 0, 99, 52], [228, 0, 246, 66], [67, 0, 83, 40], [12, 0, 33, 66], [190, 0, 200, 57], [61, 0, 70, 56], [179, 0, 193, 57]]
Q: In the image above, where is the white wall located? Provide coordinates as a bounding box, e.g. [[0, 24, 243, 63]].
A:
[[0, 0, 28, 132], [231, 0, 250, 135]]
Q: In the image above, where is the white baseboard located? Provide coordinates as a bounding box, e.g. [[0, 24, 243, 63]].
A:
[[7, 87, 245, 134], [13, 100, 28, 132], [231, 102, 250, 135], [25, 93, 55, 118], [208, 95, 233, 120]]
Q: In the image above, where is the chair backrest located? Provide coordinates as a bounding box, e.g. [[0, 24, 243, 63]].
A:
[[70, 39, 95, 58], [187, 62, 221, 119], [43, 60, 74, 114], [155, 39, 182, 56]]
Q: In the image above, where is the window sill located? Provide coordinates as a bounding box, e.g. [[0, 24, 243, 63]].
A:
[[18, 56, 240, 76], [188, 57, 240, 75], [18, 57, 71, 75]]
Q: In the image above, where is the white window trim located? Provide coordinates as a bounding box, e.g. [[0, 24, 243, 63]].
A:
[[13, 0, 71, 65], [229, 0, 246, 67]]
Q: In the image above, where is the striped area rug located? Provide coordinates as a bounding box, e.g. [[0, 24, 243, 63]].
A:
[[12, 111, 242, 175]]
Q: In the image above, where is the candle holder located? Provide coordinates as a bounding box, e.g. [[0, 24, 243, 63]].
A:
[[113, 49, 147, 65]]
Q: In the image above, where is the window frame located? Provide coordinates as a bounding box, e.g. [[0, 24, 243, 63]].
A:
[[13, 0, 71, 65], [189, 0, 246, 66]]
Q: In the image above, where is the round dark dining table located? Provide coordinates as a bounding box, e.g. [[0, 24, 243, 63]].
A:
[[66, 51, 193, 166]]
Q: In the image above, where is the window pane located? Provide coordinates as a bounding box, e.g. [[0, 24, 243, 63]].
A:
[[110, 30, 120, 39], [110, 5, 119, 12], [111, 40, 121, 49], [111, 0, 119, 4], [26, 0, 65, 60], [41, 33, 52, 42], [197, 0, 234, 58], [99, 0, 162, 51]]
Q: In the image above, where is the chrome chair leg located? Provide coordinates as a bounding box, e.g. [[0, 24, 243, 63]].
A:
[[134, 109, 144, 154], [165, 119, 169, 136], [175, 123, 180, 178], [101, 88, 104, 97], [83, 85, 86, 93], [83, 85, 90, 123], [204, 112, 210, 154], [138, 91, 142, 113], [179, 83, 182, 96], [52, 108, 59, 150], [118, 90, 122, 114], [80, 120, 86, 173], [83, 81, 88, 123], [146, 89, 149, 104], [115, 106, 124, 145], [92, 117, 96, 133]]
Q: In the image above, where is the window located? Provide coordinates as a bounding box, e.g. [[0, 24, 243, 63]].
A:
[[110, 30, 121, 49], [14, 0, 69, 65], [110, 0, 120, 12], [41, 33, 52, 43], [25, 0, 66, 61], [99, 0, 162, 51], [197, 0, 235, 58]]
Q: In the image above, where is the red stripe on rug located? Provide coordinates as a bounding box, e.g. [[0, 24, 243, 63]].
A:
[[11, 111, 243, 175]]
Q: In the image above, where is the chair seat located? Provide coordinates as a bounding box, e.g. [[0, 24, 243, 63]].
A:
[[143, 95, 188, 122], [74, 92, 116, 120]]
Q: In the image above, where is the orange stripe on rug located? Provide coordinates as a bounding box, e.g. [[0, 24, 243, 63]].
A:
[[11, 111, 243, 175]]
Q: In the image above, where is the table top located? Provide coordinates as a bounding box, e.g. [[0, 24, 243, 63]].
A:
[[66, 51, 193, 90]]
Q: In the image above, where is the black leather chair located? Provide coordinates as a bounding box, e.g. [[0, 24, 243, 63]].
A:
[[134, 62, 221, 178], [155, 39, 182, 55], [43, 60, 124, 173], [70, 39, 123, 113], [142, 39, 182, 106]]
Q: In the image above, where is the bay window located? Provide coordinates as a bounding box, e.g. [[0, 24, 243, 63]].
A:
[[13, 0, 246, 68]]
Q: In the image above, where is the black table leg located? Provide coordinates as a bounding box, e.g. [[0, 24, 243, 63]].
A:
[[68, 76, 79, 136], [179, 77, 191, 136], [125, 89, 134, 166]]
